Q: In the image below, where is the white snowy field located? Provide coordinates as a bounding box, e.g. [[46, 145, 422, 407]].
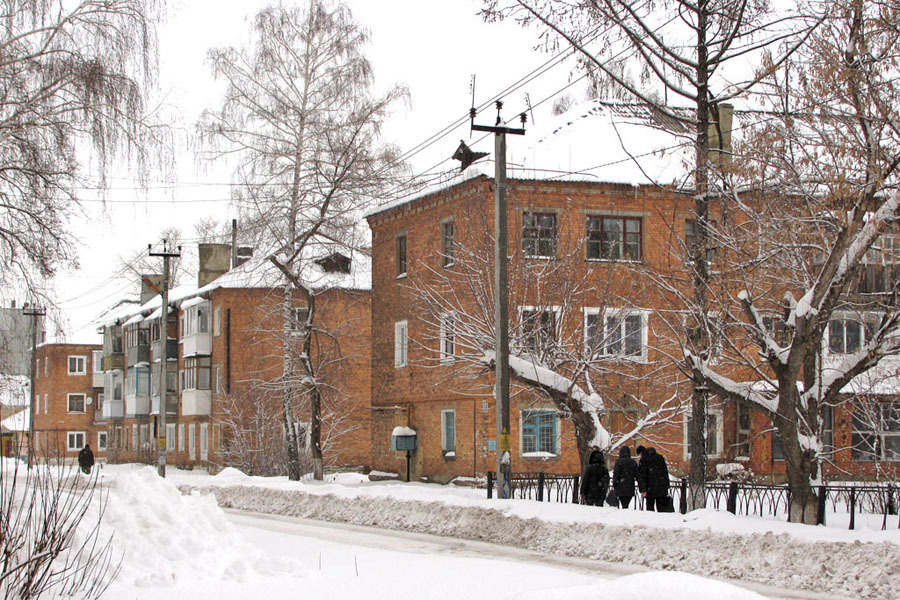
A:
[[3, 460, 898, 599]]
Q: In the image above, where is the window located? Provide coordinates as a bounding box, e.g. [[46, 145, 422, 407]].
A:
[[67, 432, 85, 451], [97, 432, 108, 452], [394, 320, 408, 368], [132, 424, 138, 451], [104, 326, 123, 354], [396, 234, 407, 277], [166, 423, 176, 452], [182, 356, 211, 391], [214, 365, 221, 393], [200, 423, 209, 461], [189, 423, 196, 460], [441, 220, 455, 267], [43, 357, 47, 376], [863, 233, 900, 264], [828, 316, 863, 354], [43, 394, 48, 414], [762, 315, 790, 346], [852, 403, 900, 461], [522, 410, 558, 455], [521, 308, 557, 354], [92, 350, 103, 373], [183, 302, 211, 337], [140, 424, 149, 449], [126, 366, 150, 396], [440, 312, 455, 363], [214, 307, 221, 337], [68, 355, 86, 375], [522, 212, 557, 257], [684, 219, 717, 262], [178, 423, 185, 452], [290, 307, 309, 335], [127, 325, 150, 348], [736, 402, 750, 458], [602, 309, 647, 360], [587, 216, 642, 260], [96, 392, 104, 415], [686, 407, 723, 457], [822, 405, 834, 456], [67, 393, 86, 413], [441, 410, 456, 457]]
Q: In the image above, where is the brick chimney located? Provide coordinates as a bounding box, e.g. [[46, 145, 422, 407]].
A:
[[708, 103, 733, 166], [141, 274, 163, 304], [198, 243, 232, 288]]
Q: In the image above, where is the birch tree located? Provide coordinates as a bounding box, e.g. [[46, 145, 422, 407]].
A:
[[199, 1, 405, 480], [483, 0, 818, 508], [0, 0, 164, 303], [689, 0, 900, 522]]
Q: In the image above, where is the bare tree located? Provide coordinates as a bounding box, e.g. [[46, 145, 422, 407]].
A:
[[0, 0, 165, 305], [199, 1, 405, 480], [682, 0, 900, 522], [0, 459, 121, 598], [407, 203, 685, 471], [216, 388, 287, 476], [483, 0, 819, 507]]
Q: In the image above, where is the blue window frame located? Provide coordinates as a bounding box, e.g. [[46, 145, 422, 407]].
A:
[[522, 410, 557, 455]]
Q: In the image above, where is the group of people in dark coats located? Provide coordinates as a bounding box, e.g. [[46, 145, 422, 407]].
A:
[[580, 444, 671, 511]]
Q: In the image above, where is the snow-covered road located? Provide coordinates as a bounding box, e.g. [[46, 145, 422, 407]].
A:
[[224, 509, 845, 600]]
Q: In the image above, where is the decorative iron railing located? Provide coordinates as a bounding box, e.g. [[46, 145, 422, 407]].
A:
[[486, 471, 900, 530]]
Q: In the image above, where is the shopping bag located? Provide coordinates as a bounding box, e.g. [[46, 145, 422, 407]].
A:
[[605, 488, 619, 507]]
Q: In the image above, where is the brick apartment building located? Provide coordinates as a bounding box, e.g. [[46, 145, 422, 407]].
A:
[[97, 243, 372, 473], [31, 342, 105, 460]]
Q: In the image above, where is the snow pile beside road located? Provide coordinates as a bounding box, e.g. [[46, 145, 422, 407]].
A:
[[520, 571, 764, 600], [98, 466, 307, 590], [184, 478, 899, 599]]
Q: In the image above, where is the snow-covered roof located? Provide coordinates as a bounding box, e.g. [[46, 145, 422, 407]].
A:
[[98, 284, 198, 329], [366, 99, 710, 220], [1, 405, 28, 433]]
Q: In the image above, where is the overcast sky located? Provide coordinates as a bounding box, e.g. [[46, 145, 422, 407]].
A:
[[53, 0, 577, 343]]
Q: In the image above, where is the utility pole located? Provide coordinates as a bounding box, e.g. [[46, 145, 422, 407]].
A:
[[23, 305, 44, 470], [149, 240, 181, 477], [456, 99, 525, 500]]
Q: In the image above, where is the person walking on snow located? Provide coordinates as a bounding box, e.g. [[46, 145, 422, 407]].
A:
[[580, 449, 609, 506], [78, 443, 94, 475], [636, 445, 670, 511], [612, 445, 639, 509]]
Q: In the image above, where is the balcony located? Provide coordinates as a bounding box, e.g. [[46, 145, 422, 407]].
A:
[[182, 389, 211, 416], [103, 399, 124, 419], [151, 392, 178, 416], [152, 338, 178, 362], [125, 393, 150, 417], [102, 353, 124, 371], [853, 264, 900, 296], [92, 371, 104, 388], [182, 331, 211, 357], [127, 343, 150, 366]]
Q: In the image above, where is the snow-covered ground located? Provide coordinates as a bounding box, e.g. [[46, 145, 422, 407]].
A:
[[3, 461, 898, 598]]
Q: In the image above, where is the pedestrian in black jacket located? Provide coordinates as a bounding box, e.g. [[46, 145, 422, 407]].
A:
[[636, 445, 670, 511], [78, 443, 94, 475], [612, 446, 639, 509], [580, 449, 609, 506]]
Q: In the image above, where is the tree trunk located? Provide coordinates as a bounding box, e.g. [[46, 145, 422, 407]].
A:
[[282, 284, 301, 480], [776, 411, 819, 524]]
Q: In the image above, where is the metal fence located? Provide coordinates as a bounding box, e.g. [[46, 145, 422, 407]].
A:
[[486, 471, 900, 530]]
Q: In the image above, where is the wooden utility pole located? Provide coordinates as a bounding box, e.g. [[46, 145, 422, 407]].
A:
[[471, 101, 525, 500], [149, 241, 181, 477], [23, 305, 44, 469]]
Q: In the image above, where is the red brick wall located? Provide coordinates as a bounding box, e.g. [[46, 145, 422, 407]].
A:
[[32, 343, 104, 460]]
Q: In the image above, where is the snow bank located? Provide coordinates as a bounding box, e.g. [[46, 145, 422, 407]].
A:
[[97, 466, 307, 591], [183, 481, 899, 599], [518, 571, 765, 600]]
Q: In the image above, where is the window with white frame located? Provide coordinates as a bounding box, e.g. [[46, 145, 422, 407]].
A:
[[828, 315, 864, 354], [290, 306, 309, 335], [182, 302, 211, 337], [178, 423, 185, 452], [522, 410, 558, 455], [440, 312, 455, 362], [520, 308, 558, 354], [126, 366, 150, 396], [67, 432, 85, 451], [214, 307, 221, 337], [189, 423, 196, 459], [200, 423, 209, 461], [441, 410, 456, 457], [140, 424, 149, 449], [132, 424, 138, 451], [602, 309, 648, 360], [394, 320, 408, 368], [67, 393, 85, 413], [396, 234, 407, 277], [685, 406, 724, 457], [104, 370, 123, 401], [441, 220, 455, 267], [97, 431, 107, 452], [852, 403, 900, 461], [43, 394, 48, 414], [166, 423, 176, 452], [68, 355, 86, 375], [92, 350, 103, 373], [214, 365, 221, 393]]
